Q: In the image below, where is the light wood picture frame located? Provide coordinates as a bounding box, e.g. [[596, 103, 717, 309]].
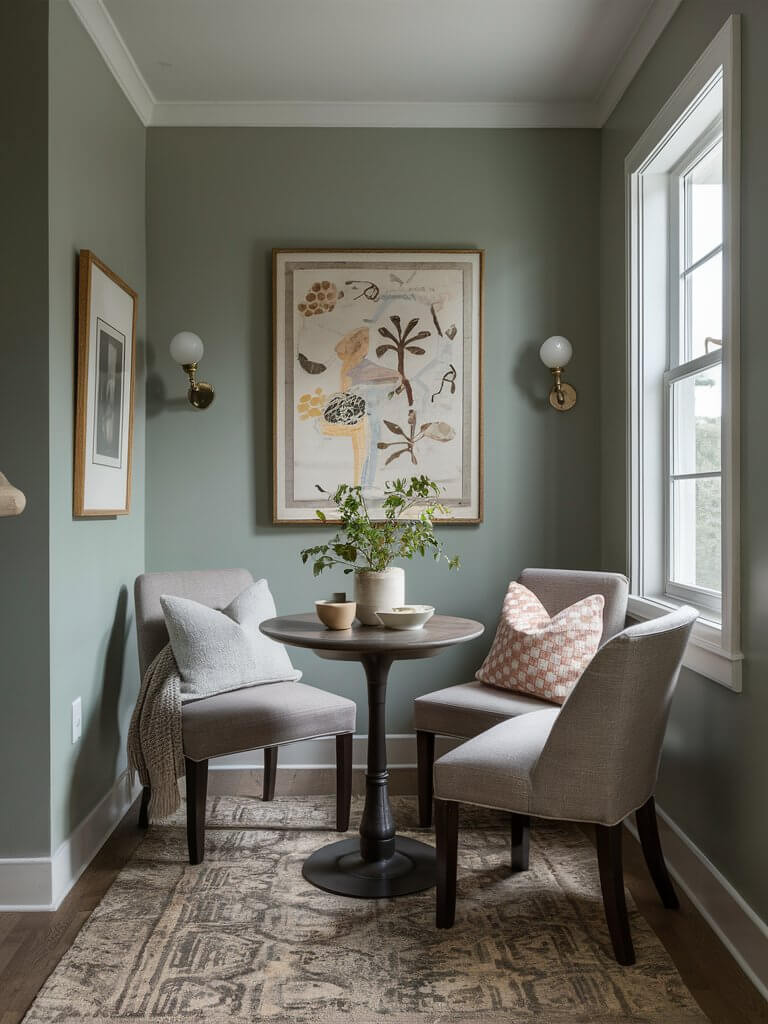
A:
[[273, 249, 483, 524], [74, 250, 137, 517]]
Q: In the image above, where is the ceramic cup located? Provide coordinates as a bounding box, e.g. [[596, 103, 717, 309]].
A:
[[315, 599, 357, 630]]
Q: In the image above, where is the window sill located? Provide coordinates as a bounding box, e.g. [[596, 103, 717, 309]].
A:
[[627, 594, 742, 692]]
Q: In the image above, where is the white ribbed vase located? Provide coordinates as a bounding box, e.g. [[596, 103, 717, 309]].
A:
[[353, 567, 405, 626]]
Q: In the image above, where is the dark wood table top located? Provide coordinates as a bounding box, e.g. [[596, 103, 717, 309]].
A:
[[260, 613, 484, 656]]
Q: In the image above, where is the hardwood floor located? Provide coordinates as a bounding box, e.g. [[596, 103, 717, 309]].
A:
[[0, 774, 765, 1024], [616, 823, 768, 1024]]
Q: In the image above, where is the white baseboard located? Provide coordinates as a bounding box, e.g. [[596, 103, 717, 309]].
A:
[[625, 804, 768, 1002], [0, 856, 53, 910], [210, 732, 460, 771], [0, 769, 142, 912]]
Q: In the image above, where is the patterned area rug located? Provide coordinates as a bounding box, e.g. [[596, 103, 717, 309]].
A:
[[24, 796, 707, 1024]]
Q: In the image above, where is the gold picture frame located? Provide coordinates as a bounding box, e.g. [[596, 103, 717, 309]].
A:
[[273, 248, 483, 524], [74, 250, 137, 517]]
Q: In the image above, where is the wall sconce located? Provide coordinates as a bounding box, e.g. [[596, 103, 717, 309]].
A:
[[169, 331, 215, 409], [539, 335, 576, 411]]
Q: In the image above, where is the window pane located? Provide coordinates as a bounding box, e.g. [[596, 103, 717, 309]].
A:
[[670, 476, 721, 592], [687, 139, 722, 265], [684, 251, 722, 359], [670, 363, 721, 474]]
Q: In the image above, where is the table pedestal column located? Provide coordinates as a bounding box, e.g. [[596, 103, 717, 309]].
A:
[[301, 652, 437, 899]]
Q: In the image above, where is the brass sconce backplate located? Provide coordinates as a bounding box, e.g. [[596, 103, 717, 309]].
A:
[[183, 362, 215, 409], [548, 368, 577, 411], [549, 381, 577, 411]]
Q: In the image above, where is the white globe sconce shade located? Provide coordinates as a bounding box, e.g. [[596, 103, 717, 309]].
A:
[[169, 331, 204, 366], [169, 331, 215, 410], [539, 335, 576, 411]]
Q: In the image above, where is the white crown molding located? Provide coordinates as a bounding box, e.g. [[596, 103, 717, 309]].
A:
[[595, 0, 683, 125], [68, 0, 682, 130], [68, 0, 155, 126], [150, 99, 598, 129]]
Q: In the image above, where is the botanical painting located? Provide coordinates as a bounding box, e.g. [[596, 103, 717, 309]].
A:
[[273, 250, 482, 522]]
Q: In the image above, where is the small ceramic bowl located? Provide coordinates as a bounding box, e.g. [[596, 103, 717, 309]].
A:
[[376, 605, 435, 630], [315, 599, 357, 630]]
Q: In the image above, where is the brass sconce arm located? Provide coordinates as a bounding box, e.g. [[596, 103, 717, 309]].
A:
[[549, 367, 576, 411], [182, 362, 215, 410]]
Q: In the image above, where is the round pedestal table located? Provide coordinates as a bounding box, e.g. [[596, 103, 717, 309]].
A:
[[260, 613, 483, 899]]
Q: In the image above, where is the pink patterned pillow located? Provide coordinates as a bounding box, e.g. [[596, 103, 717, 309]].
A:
[[476, 583, 604, 705]]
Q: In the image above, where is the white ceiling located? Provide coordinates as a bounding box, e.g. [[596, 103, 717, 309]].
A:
[[70, 0, 682, 127]]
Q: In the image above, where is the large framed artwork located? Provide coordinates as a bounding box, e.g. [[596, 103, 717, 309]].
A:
[[74, 250, 137, 516], [273, 249, 483, 523]]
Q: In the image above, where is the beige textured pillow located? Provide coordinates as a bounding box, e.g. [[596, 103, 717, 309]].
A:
[[476, 582, 604, 705], [161, 579, 301, 701]]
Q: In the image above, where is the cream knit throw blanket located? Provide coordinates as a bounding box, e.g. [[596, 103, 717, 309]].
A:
[[127, 644, 186, 821]]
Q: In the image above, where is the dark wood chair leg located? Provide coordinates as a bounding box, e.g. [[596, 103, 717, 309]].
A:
[[185, 757, 208, 866], [263, 746, 278, 802], [596, 822, 635, 966], [335, 733, 353, 832], [417, 730, 436, 828], [138, 785, 150, 829], [636, 795, 679, 909], [510, 813, 530, 872], [435, 798, 459, 928]]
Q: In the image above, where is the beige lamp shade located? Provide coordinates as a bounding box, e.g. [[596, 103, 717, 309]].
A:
[[0, 471, 26, 516]]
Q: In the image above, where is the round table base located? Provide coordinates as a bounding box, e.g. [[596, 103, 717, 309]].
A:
[[302, 836, 436, 898]]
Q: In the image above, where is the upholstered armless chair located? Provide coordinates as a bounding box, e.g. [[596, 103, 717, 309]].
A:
[[432, 606, 697, 965], [134, 569, 356, 865], [414, 568, 629, 826]]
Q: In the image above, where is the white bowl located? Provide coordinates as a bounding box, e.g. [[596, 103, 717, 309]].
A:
[[375, 605, 435, 630]]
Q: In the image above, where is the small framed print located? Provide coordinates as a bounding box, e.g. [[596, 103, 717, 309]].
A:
[[74, 250, 137, 516], [273, 249, 483, 523]]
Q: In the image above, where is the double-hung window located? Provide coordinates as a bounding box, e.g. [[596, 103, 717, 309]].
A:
[[626, 17, 741, 690]]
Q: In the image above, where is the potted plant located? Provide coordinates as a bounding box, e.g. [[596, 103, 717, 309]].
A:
[[300, 476, 460, 625]]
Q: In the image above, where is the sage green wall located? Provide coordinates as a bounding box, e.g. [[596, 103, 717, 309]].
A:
[[600, 2, 768, 919], [0, 0, 51, 859], [48, 1, 146, 848], [145, 127, 602, 733]]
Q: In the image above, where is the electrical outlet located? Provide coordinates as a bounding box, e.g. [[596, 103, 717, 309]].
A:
[[71, 697, 82, 744]]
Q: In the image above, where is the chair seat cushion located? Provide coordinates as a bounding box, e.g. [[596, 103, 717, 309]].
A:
[[182, 681, 356, 761], [433, 710, 559, 814], [413, 680, 553, 739]]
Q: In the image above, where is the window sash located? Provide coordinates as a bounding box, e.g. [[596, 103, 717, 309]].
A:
[[664, 359, 723, 611], [666, 132, 724, 608]]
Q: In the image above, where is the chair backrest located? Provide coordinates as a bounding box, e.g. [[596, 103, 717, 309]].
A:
[[134, 568, 254, 680], [531, 606, 697, 824], [519, 568, 629, 647]]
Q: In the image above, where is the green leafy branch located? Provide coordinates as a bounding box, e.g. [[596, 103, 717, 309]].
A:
[[300, 476, 460, 576]]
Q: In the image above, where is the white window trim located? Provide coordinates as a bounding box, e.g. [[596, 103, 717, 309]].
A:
[[625, 16, 742, 691]]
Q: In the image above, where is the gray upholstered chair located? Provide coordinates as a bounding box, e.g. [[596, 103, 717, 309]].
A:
[[134, 569, 356, 864], [432, 606, 697, 965], [414, 568, 629, 826]]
